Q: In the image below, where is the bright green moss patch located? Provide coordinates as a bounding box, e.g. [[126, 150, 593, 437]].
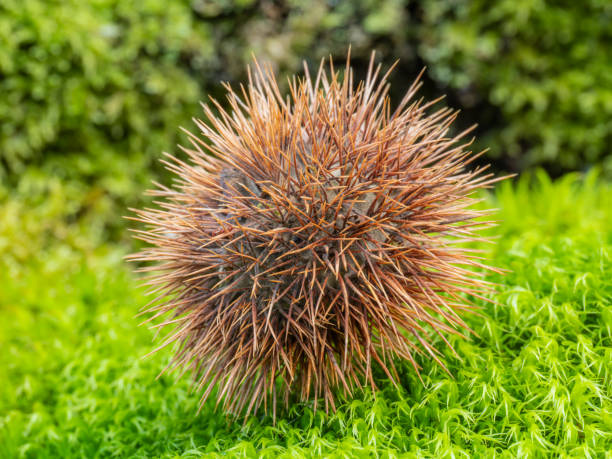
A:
[[1, 172, 610, 458]]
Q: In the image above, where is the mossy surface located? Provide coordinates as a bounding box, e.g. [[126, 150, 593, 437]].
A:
[[1, 172, 610, 457]]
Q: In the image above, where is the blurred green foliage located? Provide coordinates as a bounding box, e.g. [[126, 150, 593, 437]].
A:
[[0, 0, 210, 238], [0, 0, 610, 241], [419, 0, 612, 172]]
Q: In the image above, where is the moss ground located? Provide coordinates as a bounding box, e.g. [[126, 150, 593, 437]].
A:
[[1, 172, 610, 458]]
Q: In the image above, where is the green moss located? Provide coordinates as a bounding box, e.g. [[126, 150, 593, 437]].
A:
[[1, 172, 610, 457]]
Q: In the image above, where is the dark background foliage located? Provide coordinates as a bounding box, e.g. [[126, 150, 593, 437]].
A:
[[1, 0, 610, 240]]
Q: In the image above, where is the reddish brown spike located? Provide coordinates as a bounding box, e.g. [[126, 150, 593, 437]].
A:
[[127, 52, 507, 420]]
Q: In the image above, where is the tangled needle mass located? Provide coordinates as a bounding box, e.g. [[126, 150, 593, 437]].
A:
[[129, 52, 504, 419]]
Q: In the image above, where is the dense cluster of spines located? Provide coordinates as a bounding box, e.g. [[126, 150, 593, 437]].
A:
[[129, 53, 502, 418]]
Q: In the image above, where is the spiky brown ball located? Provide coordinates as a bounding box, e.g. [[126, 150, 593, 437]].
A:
[[129, 54, 502, 418]]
